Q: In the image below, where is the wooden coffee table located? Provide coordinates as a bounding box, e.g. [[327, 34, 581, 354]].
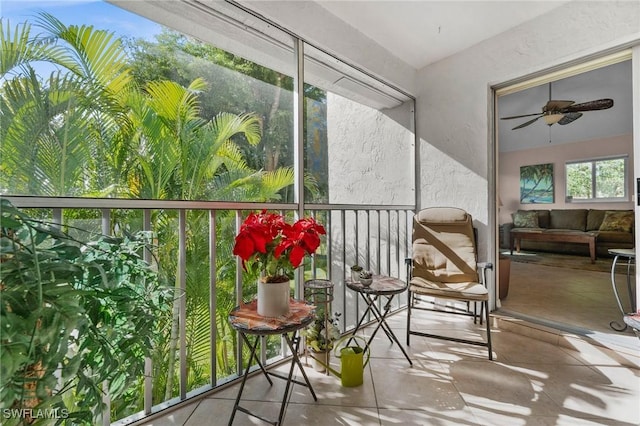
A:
[[510, 230, 597, 264]]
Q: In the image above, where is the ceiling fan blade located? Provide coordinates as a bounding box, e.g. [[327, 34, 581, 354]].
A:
[[564, 98, 614, 112], [558, 112, 582, 125], [544, 100, 574, 111], [501, 112, 543, 120], [512, 116, 541, 130]]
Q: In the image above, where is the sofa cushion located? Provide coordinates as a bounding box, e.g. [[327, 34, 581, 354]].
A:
[[596, 230, 634, 244], [599, 210, 634, 233], [550, 209, 587, 231], [586, 209, 607, 231], [534, 210, 550, 228], [513, 210, 539, 228]]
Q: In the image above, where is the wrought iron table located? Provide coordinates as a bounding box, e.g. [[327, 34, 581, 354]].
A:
[[608, 248, 636, 332], [228, 299, 317, 425], [346, 275, 412, 365]]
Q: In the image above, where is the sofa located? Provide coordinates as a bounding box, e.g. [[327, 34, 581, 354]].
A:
[[503, 209, 634, 259]]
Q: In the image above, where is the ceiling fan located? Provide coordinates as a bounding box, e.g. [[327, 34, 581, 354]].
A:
[[501, 83, 614, 130]]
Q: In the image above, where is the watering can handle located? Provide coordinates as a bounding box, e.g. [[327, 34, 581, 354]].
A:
[[333, 334, 371, 368]]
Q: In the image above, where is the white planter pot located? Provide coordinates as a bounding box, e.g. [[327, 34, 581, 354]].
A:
[[351, 270, 361, 283], [310, 350, 329, 373], [257, 280, 290, 317]]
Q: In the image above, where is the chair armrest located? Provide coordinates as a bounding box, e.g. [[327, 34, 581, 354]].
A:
[[405, 257, 413, 281]]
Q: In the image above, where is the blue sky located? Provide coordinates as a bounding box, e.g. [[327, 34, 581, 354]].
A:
[[1, 0, 163, 79], [1, 0, 162, 41]]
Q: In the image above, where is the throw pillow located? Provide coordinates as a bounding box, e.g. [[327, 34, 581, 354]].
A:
[[513, 210, 539, 228], [599, 211, 634, 233]]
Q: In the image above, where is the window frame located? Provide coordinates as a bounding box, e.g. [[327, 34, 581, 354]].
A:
[[565, 155, 629, 202]]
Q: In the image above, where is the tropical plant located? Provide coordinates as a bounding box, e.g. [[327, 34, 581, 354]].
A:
[[302, 310, 341, 352], [1, 11, 312, 421], [0, 199, 172, 425], [0, 14, 134, 198]]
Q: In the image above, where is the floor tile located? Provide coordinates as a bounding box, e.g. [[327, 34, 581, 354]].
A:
[[133, 300, 640, 426]]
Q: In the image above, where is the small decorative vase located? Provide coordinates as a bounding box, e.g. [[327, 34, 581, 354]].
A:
[[351, 270, 361, 283], [360, 278, 373, 286], [257, 278, 290, 317], [310, 350, 329, 373]]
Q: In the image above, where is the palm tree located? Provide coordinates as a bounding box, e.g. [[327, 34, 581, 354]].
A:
[[1, 14, 134, 197], [1, 13, 297, 420]]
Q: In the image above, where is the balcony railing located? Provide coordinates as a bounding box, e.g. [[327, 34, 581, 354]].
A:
[[2, 196, 414, 425]]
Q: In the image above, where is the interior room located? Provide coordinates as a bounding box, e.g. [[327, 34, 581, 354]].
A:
[[1, 1, 639, 425], [496, 58, 637, 348]]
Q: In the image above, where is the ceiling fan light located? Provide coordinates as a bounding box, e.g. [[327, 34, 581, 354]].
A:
[[543, 113, 564, 125]]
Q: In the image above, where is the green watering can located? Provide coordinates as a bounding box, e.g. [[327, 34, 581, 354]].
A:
[[325, 335, 370, 387]]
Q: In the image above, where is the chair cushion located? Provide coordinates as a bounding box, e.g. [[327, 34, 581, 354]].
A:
[[410, 277, 488, 301], [416, 207, 468, 223]]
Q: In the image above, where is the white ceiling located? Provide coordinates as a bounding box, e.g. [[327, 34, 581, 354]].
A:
[[315, 0, 571, 69], [311, 0, 631, 152]]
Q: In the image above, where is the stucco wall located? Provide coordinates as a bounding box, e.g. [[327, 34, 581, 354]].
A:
[[327, 93, 414, 205], [415, 1, 640, 259], [499, 134, 634, 224]]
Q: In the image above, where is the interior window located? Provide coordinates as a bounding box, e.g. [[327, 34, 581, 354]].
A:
[[565, 156, 628, 201]]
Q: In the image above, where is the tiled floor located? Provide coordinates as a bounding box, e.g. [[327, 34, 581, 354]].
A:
[[138, 306, 640, 426]]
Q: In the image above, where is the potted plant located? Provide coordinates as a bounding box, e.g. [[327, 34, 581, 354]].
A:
[[350, 264, 363, 283], [359, 270, 373, 286], [302, 310, 341, 372], [233, 210, 326, 317]]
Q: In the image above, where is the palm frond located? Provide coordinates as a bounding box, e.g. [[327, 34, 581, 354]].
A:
[[33, 12, 131, 92], [260, 167, 295, 197], [0, 18, 66, 77], [211, 112, 261, 147]]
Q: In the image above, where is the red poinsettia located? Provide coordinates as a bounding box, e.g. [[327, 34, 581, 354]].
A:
[[233, 210, 326, 282]]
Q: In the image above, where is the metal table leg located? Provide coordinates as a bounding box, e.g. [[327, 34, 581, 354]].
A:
[[609, 250, 636, 332], [230, 330, 316, 426]]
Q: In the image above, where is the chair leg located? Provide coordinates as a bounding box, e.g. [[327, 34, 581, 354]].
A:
[[484, 300, 493, 360], [406, 290, 412, 345]]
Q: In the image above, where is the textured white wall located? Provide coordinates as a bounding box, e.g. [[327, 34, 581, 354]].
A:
[[416, 1, 640, 260], [327, 93, 414, 205]]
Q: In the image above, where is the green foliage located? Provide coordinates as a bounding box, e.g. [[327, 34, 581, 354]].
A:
[[0, 10, 326, 422], [0, 199, 172, 424], [125, 27, 328, 194], [566, 162, 592, 198], [302, 310, 341, 352], [567, 158, 626, 199]]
